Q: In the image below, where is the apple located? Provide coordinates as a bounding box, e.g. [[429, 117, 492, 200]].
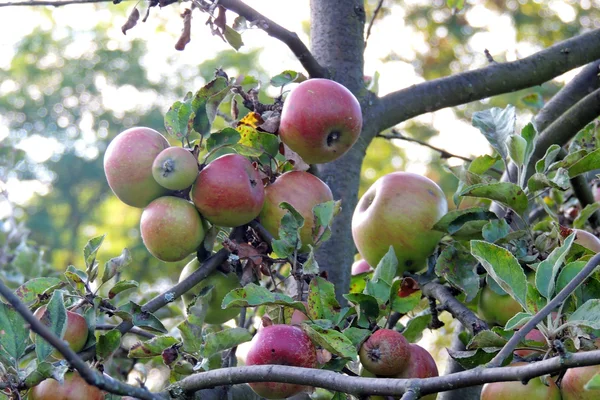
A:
[[191, 153, 265, 228], [104, 127, 170, 208], [290, 301, 310, 325], [30, 372, 104, 400], [179, 259, 241, 325], [395, 344, 439, 400], [31, 306, 89, 359], [594, 184, 600, 203], [245, 324, 317, 399], [278, 78, 363, 164], [352, 259, 372, 275], [514, 329, 547, 358], [561, 364, 600, 400], [560, 226, 600, 253], [152, 146, 198, 191], [259, 171, 334, 253], [352, 172, 448, 275], [359, 329, 411, 376], [140, 196, 205, 262], [477, 284, 523, 326], [481, 363, 561, 400]]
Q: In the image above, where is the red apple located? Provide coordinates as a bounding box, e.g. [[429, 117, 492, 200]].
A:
[[351, 259, 372, 275], [245, 324, 317, 399], [259, 171, 334, 253], [395, 344, 439, 400], [561, 364, 600, 400], [31, 306, 89, 359], [481, 363, 561, 400], [152, 146, 198, 191], [352, 172, 448, 275], [359, 329, 411, 376], [104, 127, 170, 208], [191, 153, 264, 228], [477, 284, 523, 327], [290, 301, 310, 325], [514, 329, 547, 358], [30, 372, 104, 400], [140, 196, 205, 262], [278, 78, 363, 164]]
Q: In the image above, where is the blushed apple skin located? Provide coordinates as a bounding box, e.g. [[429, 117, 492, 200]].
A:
[[477, 284, 523, 327], [359, 329, 411, 376], [574, 229, 600, 253], [30, 372, 104, 400], [351, 259, 372, 275], [514, 329, 547, 358], [352, 172, 448, 275], [395, 344, 439, 400], [278, 78, 363, 164], [245, 324, 317, 399], [191, 153, 265, 228], [259, 171, 333, 253], [140, 196, 205, 262], [561, 364, 600, 400], [104, 127, 170, 208], [179, 259, 241, 325], [152, 146, 199, 191], [481, 366, 561, 400], [31, 306, 89, 359]]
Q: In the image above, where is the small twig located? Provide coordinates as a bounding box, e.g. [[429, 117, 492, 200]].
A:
[[364, 0, 384, 50], [95, 324, 155, 339], [427, 297, 444, 329], [484, 49, 495, 63], [0, 0, 118, 7], [378, 130, 473, 163]]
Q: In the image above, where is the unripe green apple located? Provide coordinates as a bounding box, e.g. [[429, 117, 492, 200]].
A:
[[191, 153, 264, 228], [477, 284, 522, 327], [179, 259, 241, 325], [104, 127, 170, 208], [30, 372, 104, 400], [561, 364, 600, 400], [140, 196, 205, 262], [245, 324, 317, 399], [278, 78, 363, 164], [31, 306, 89, 359], [481, 364, 561, 400], [352, 172, 447, 275], [152, 146, 199, 191], [259, 171, 333, 253]]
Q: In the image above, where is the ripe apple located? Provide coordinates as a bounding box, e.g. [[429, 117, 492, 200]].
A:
[[152, 146, 198, 191], [352, 259, 372, 275], [352, 172, 448, 275], [278, 78, 363, 164], [31, 306, 89, 359], [477, 284, 522, 326], [245, 324, 317, 399], [140, 196, 205, 262], [259, 171, 333, 253], [191, 153, 265, 228], [481, 363, 561, 400], [514, 328, 547, 358], [359, 329, 411, 376], [395, 344, 439, 400], [289, 301, 310, 325], [179, 259, 241, 325], [30, 372, 104, 400], [104, 127, 170, 208], [561, 364, 600, 400]]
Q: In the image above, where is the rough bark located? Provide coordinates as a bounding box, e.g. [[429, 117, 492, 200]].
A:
[[438, 325, 482, 400]]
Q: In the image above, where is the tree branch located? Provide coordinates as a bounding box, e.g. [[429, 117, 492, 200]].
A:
[[0, 280, 165, 400], [95, 324, 155, 339], [488, 252, 600, 367], [378, 129, 473, 163], [375, 29, 600, 132], [364, 0, 384, 50], [217, 0, 328, 78], [420, 281, 488, 335], [0, 0, 115, 7], [167, 349, 600, 398]]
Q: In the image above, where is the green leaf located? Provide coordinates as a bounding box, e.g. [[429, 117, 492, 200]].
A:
[[402, 312, 432, 343], [568, 148, 600, 178], [270, 70, 307, 87], [177, 319, 203, 353], [165, 99, 195, 142], [527, 168, 570, 192], [302, 246, 320, 275], [128, 335, 179, 358], [271, 202, 305, 258], [97, 329, 122, 359], [102, 248, 132, 284], [343, 293, 380, 323], [467, 330, 508, 349], [390, 280, 421, 314], [521, 93, 544, 109], [14, 277, 62, 306], [303, 324, 357, 359], [0, 302, 29, 362], [447, 347, 504, 369], [205, 128, 241, 152], [574, 203, 600, 229], [535, 233, 575, 299], [472, 105, 516, 162], [371, 246, 398, 285], [433, 207, 497, 234], [237, 127, 280, 158], [504, 312, 532, 330], [461, 182, 528, 215], [35, 290, 67, 361], [312, 200, 341, 246], [435, 246, 480, 302], [108, 280, 139, 299], [222, 283, 306, 311], [201, 327, 252, 358], [584, 374, 600, 390], [535, 144, 561, 174], [519, 122, 537, 182], [567, 299, 600, 329], [308, 277, 341, 321], [342, 327, 371, 348], [223, 26, 244, 50], [482, 219, 511, 244], [119, 302, 167, 333], [470, 241, 528, 310], [23, 361, 63, 388], [507, 134, 527, 167], [83, 234, 105, 276], [469, 155, 500, 175], [192, 76, 230, 135], [446, 0, 465, 10]]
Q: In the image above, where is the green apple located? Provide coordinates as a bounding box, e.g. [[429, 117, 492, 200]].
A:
[[30, 372, 104, 400], [477, 284, 523, 327], [152, 146, 199, 191], [31, 306, 89, 359]]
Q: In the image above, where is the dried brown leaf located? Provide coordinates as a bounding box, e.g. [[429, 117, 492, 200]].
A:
[[121, 7, 140, 35], [175, 9, 192, 51]]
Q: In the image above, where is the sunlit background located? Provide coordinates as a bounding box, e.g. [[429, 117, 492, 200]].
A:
[[1, 0, 599, 386]]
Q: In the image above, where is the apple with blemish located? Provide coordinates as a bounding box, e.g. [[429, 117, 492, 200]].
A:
[[152, 146, 198, 191], [359, 329, 411, 376], [31, 306, 89, 359]]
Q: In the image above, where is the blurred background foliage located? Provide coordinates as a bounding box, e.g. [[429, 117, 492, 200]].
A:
[[0, 1, 599, 361]]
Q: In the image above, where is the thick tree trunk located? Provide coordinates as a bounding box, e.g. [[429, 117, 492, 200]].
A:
[[438, 326, 482, 400], [310, 0, 370, 302]]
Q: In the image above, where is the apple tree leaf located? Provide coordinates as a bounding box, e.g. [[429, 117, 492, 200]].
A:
[[64, 265, 87, 293], [97, 329, 122, 360], [200, 327, 252, 358], [165, 98, 195, 142], [535, 144, 562, 174], [568, 148, 600, 178], [365, 246, 397, 304], [567, 299, 600, 330], [271, 202, 304, 258], [447, 347, 504, 370], [504, 312, 533, 330], [302, 323, 357, 360], [177, 319, 203, 354], [0, 302, 30, 362], [205, 127, 241, 152], [342, 326, 371, 347], [118, 302, 167, 333], [312, 200, 341, 246], [433, 207, 496, 234], [472, 105, 516, 163], [401, 312, 432, 343], [435, 246, 479, 302], [14, 277, 62, 306], [343, 293, 380, 326], [482, 219, 511, 244], [222, 283, 306, 312], [584, 374, 600, 390], [102, 248, 132, 284], [390, 280, 421, 314], [535, 232, 575, 300], [34, 290, 67, 361], [270, 70, 307, 87], [507, 134, 527, 167], [461, 182, 528, 216], [469, 154, 500, 175], [308, 277, 340, 321], [527, 168, 570, 192], [128, 335, 179, 358], [108, 280, 139, 299], [467, 330, 508, 350], [223, 26, 243, 50], [574, 203, 600, 229], [192, 76, 229, 136]]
